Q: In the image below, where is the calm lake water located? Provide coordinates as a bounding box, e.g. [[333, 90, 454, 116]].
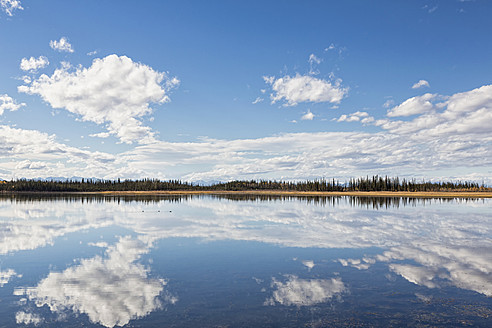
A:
[[0, 194, 490, 327]]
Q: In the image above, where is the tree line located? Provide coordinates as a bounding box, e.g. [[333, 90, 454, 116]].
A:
[[0, 176, 488, 192]]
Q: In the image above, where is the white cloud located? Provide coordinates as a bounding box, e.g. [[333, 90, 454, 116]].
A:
[[49, 37, 74, 53], [15, 160, 47, 170], [336, 111, 371, 123], [19, 54, 179, 144], [380, 84, 492, 138], [264, 74, 348, 106], [19, 236, 175, 328], [325, 44, 336, 51], [308, 54, 321, 65], [21, 75, 31, 84], [120, 118, 492, 184], [89, 132, 111, 139], [412, 79, 430, 89], [4, 79, 492, 184], [0, 125, 119, 180], [0, 94, 25, 115], [15, 311, 43, 325], [20, 56, 49, 72], [301, 110, 314, 121], [308, 54, 321, 74], [383, 99, 395, 108], [0, 0, 23, 16], [266, 275, 346, 306], [386, 93, 438, 117], [0, 125, 115, 163], [252, 97, 263, 104]]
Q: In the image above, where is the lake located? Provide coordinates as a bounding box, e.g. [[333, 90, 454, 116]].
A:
[[0, 194, 490, 327]]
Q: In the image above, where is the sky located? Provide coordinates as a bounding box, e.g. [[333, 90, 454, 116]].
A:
[[0, 0, 491, 183]]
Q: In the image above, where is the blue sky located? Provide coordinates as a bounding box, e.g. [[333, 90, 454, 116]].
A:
[[1, 0, 491, 183]]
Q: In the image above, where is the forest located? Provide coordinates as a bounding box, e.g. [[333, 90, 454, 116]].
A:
[[0, 176, 488, 192]]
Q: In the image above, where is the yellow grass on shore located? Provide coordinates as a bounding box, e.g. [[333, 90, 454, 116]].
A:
[[85, 190, 492, 198]]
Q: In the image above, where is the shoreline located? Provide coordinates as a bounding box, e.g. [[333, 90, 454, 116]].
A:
[[3, 190, 492, 198]]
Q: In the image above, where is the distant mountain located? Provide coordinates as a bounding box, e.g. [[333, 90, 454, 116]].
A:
[[29, 177, 104, 182]]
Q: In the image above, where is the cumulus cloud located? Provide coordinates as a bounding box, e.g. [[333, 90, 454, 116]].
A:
[[336, 111, 373, 123], [386, 93, 438, 117], [301, 110, 314, 121], [266, 275, 346, 306], [5, 80, 492, 183], [0, 125, 118, 180], [49, 37, 74, 53], [18, 236, 175, 328], [264, 74, 348, 106], [120, 119, 492, 184], [15, 160, 47, 170], [18, 55, 179, 144], [412, 79, 430, 89], [0, 125, 113, 162], [0, 94, 25, 115], [19, 56, 49, 72], [89, 132, 111, 139], [380, 84, 492, 138], [0, 0, 22, 16]]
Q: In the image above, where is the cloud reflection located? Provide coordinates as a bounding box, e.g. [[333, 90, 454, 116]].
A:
[[265, 275, 346, 306], [16, 236, 176, 328], [15, 311, 43, 325], [339, 241, 492, 297], [1, 196, 491, 300], [0, 268, 20, 287]]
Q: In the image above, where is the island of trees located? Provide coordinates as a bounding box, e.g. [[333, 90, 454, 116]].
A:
[[0, 176, 488, 193]]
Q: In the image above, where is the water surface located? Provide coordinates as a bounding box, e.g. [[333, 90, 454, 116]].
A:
[[0, 195, 490, 327]]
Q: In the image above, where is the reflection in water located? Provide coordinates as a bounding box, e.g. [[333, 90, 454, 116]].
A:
[[338, 241, 492, 297], [0, 193, 484, 208], [265, 275, 346, 306], [15, 312, 43, 326], [0, 195, 490, 326], [15, 236, 176, 327], [0, 268, 20, 287]]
